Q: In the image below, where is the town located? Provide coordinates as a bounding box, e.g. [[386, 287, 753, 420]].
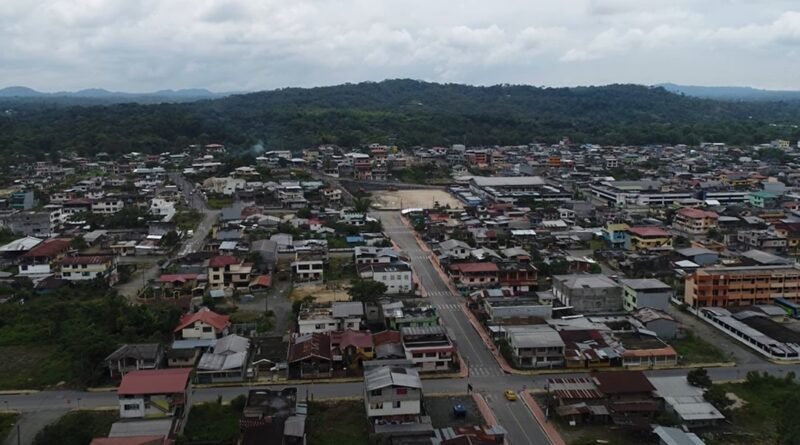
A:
[[0, 138, 799, 445]]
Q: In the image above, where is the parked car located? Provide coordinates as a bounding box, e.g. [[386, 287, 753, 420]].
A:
[[504, 390, 517, 401]]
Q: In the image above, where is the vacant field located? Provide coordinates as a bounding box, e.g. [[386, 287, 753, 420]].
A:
[[671, 332, 728, 364], [307, 400, 368, 445], [33, 411, 118, 445], [0, 345, 74, 389], [0, 413, 18, 439], [290, 282, 351, 303], [372, 189, 463, 210]]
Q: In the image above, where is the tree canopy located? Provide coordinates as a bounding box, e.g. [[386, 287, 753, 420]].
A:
[[348, 279, 387, 303]]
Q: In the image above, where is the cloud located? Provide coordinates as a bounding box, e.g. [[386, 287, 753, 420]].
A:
[[0, 0, 799, 90]]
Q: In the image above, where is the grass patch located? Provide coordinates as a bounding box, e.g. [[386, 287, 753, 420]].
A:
[[0, 345, 74, 390], [182, 401, 240, 444], [33, 410, 118, 445], [307, 400, 368, 445], [0, 413, 18, 439], [554, 419, 656, 445], [207, 197, 234, 210], [174, 209, 203, 231], [671, 332, 729, 364], [324, 257, 358, 282]]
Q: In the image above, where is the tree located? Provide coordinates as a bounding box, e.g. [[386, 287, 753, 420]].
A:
[[687, 368, 712, 388], [348, 279, 387, 303], [776, 392, 800, 444], [69, 236, 88, 251], [353, 196, 372, 217], [703, 385, 732, 412], [162, 230, 180, 248]]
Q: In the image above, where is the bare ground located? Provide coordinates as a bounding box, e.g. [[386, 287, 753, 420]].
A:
[[290, 282, 351, 303], [372, 190, 463, 210]]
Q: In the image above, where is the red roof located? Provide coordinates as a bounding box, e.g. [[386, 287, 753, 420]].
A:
[[159, 274, 199, 283], [592, 371, 654, 395], [373, 330, 401, 346], [288, 333, 332, 362], [174, 307, 230, 333], [677, 207, 718, 219], [331, 330, 374, 349], [450, 262, 499, 273], [61, 255, 112, 265], [250, 274, 272, 288], [209, 255, 240, 268], [22, 239, 71, 258], [90, 437, 167, 445], [627, 226, 670, 238], [117, 368, 192, 395]]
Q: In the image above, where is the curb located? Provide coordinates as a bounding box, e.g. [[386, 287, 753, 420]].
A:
[[519, 390, 565, 445]]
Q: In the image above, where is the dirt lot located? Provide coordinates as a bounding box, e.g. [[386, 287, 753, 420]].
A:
[[290, 282, 351, 303], [425, 395, 480, 429], [372, 189, 463, 210]]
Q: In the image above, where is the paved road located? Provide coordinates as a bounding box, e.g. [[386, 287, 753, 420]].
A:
[[3, 409, 66, 445], [376, 210, 552, 445]]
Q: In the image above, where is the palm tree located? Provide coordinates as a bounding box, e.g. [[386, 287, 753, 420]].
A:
[[353, 196, 372, 217]]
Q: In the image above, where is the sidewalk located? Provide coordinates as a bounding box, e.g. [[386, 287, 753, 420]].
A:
[[520, 390, 566, 445], [472, 392, 508, 445]]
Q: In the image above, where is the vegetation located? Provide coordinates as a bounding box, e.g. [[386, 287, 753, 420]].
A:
[[709, 372, 800, 445], [207, 197, 234, 209], [347, 279, 387, 303], [307, 400, 368, 445], [0, 413, 18, 439], [671, 332, 729, 364], [0, 284, 181, 388], [181, 400, 240, 444], [394, 163, 451, 184], [32, 411, 118, 445], [3, 80, 800, 163], [687, 368, 712, 388], [174, 209, 203, 231]]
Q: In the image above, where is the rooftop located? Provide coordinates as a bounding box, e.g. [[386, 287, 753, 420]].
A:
[[117, 368, 192, 395], [553, 274, 618, 289]]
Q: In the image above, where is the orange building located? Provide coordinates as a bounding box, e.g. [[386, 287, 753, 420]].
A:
[[685, 265, 800, 307]]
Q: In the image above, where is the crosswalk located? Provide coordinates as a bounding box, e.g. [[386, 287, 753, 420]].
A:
[[469, 365, 505, 377], [434, 303, 462, 311], [410, 254, 431, 260], [428, 290, 457, 298]]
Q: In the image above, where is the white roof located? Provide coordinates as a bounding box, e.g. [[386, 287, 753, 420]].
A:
[[0, 236, 42, 252], [652, 426, 706, 445], [471, 176, 545, 187], [364, 365, 421, 391]]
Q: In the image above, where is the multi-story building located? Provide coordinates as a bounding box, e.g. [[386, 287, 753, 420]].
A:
[[552, 274, 623, 314], [496, 261, 538, 295], [602, 222, 630, 248], [2, 210, 58, 237], [673, 207, 719, 236], [620, 278, 673, 312], [60, 255, 119, 284], [91, 197, 125, 214], [291, 260, 324, 282], [401, 326, 456, 372], [364, 365, 423, 429], [174, 307, 230, 340], [469, 176, 570, 204], [505, 325, 565, 369], [18, 238, 71, 277], [207, 255, 253, 289], [448, 262, 499, 289], [626, 226, 672, 251], [116, 367, 193, 429], [685, 265, 800, 307], [357, 262, 414, 294]]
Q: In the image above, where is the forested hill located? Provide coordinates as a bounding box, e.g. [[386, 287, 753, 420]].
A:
[[2, 79, 800, 160]]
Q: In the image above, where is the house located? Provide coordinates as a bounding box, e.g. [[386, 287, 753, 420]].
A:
[[207, 255, 252, 290], [196, 334, 251, 383], [18, 238, 71, 277], [496, 261, 538, 295], [250, 239, 279, 270], [174, 307, 230, 340], [483, 297, 553, 324], [90, 437, 168, 445], [2, 210, 58, 237], [602, 222, 630, 248], [648, 376, 724, 428], [332, 302, 365, 331], [291, 260, 324, 282], [331, 330, 374, 368], [505, 325, 565, 369], [364, 365, 423, 429], [354, 246, 402, 265], [381, 301, 440, 330], [373, 331, 404, 360], [631, 308, 678, 340], [61, 255, 119, 284], [401, 326, 456, 372], [552, 274, 623, 314], [92, 197, 125, 214], [448, 262, 499, 289], [287, 333, 333, 379], [673, 207, 719, 236], [652, 426, 706, 445], [105, 344, 164, 378], [626, 226, 672, 251], [675, 247, 719, 267], [116, 368, 193, 428], [358, 262, 414, 294], [620, 278, 672, 312], [437, 239, 471, 261], [592, 370, 659, 422]]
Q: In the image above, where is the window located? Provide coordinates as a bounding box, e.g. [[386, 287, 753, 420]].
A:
[[396, 388, 407, 395], [123, 403, 139, 410], [393, 401, 401, 408], [63, 272, 71, 277], [315, 324, 325, 330], [371, 389, 382, 396], [372, 402, 383, 410], [82, 272, 90, 277], [412, 353, 422, 358], [202, 326, 213, 333]]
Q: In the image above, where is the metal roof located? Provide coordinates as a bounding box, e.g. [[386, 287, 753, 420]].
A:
[[364, 365, 421, 391]]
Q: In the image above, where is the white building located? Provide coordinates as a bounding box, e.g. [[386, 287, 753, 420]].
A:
[[292, 260, 324, 282], [364, 365, 422, 424], [357, 262, 413, 294]]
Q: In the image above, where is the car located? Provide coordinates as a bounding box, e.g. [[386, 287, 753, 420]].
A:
[[504, 390, 517, 401]]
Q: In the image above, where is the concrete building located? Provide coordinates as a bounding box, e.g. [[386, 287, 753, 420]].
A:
[[552, 274, 623, 314], [400, 326, 456, 372], [61, 255, 119, 284], [364, 365, 423, 428], [673, 207, 719, 236], [357, 262, 413, 294], [505, 325, 565, 369], [291, 260, 324, 282], [685, 265, 800, 307], [620, 278, 673, 312]]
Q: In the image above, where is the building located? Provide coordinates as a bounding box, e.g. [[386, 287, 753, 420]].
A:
[[105, 344, 164, 378], [9, 191, 35, 210], [437, 239, 471, 261], [297, 302, 364, 334], [196, 334, 251, 383], [18, 238, 71, 277], [505, 325, 565, 369], [626, 226, 672, 251], [448, 262, 499, 289], [173, 308, 230, 340], [552, 274, 623, 314], [116, 368, 193, 425], [673, 207, 719, 236], [60, 255, 118, 284], [401, 326, 456, 372], [685, 265, 800, 307], [92, 197, 125, 214], [620, 278, 673, 312], [207, 255, 253, 290], [381, 301, 439, 331], [631, 308, 678, 340], [2, 210, 57, 237], [291, 260, 324, 282], [358, 262, 413, 294], [496, 261, 538, 295], [483, 297, 553, 323], [648, 376, 724, 428], [652, 426, 706, 445], [287, 333, 333, 379], [469, 176, 570, 204], [364, 365, 423, 429], [602, 222, 630, 249]]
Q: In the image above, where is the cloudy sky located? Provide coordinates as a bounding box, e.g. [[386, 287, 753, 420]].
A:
[[3, 0, 800, 92]]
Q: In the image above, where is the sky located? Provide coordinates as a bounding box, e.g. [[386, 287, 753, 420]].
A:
[[3, 0, 800, 92]]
